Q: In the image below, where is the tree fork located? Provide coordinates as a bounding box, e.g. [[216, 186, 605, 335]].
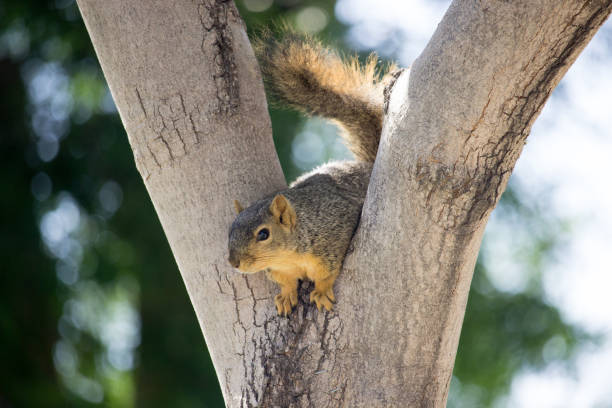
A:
[[76, 0, 611, 406]]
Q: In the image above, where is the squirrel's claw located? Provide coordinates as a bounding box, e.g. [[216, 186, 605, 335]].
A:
[[309, 288, 335, 312], [275, 291, 297, 317]]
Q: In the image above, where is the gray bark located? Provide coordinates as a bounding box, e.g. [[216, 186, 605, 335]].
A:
[[76, 0, 612, 406]]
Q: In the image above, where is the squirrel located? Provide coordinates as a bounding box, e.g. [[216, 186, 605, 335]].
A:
[[228, 30, 395, 316]]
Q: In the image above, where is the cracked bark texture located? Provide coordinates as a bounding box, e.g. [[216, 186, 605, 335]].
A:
[[76, 0, 611, 406]]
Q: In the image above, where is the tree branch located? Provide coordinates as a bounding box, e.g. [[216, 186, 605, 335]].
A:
[[76, 0, 289, 405], [339, 0, 612, 405]]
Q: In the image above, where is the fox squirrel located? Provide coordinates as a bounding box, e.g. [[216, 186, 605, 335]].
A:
[[228, 30, 395, 316]]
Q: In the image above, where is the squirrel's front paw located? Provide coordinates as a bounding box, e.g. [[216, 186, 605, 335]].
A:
[[274, 290, 298, 317], [309, 288, 335, 312]]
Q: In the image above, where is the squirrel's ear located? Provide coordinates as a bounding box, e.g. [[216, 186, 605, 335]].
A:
[[270, 194, 297, 230], [233, 200, 245, 215]]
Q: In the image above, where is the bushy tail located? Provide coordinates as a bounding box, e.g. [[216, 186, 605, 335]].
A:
[[254, 29, 395, 163]]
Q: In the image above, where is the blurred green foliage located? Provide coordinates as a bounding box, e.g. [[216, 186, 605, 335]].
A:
[[0, 0, 591, 407]]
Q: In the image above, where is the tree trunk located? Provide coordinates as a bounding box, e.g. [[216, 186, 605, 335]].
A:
[[76, 0, 612, 406]]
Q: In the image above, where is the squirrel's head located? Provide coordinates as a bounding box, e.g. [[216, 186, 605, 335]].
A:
[[228, 194, 297, 274]]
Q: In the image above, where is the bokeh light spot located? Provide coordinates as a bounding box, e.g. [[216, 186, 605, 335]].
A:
[[31, 171, 52, 201], [296, 7, 328, 33], [243, 0, 273, 12]]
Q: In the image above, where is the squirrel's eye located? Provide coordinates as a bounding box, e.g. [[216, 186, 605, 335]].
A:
[[256, 228, 270, 242]]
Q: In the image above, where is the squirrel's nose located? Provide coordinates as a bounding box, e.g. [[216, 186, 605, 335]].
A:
[[228, 258, 240, 268], [228, 251, 240, 268]]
